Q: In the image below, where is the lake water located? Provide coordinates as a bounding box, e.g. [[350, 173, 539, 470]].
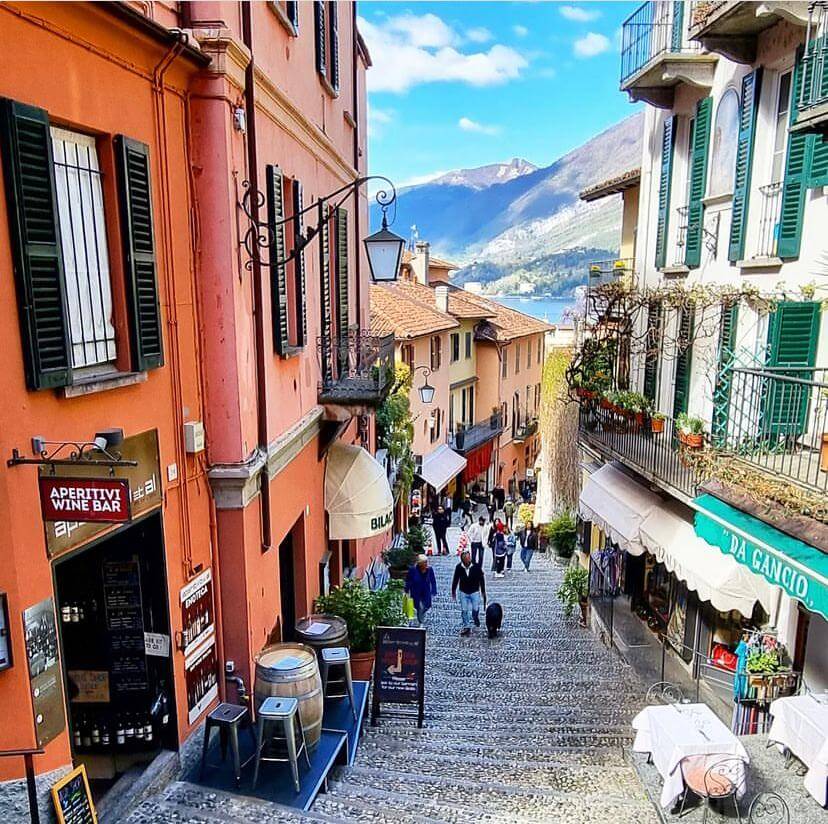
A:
[[491, 295, 574, 324]]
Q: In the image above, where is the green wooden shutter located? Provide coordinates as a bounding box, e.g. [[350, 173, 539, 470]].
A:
[[286, 1, 299, 30], [336, 207, 348, 338], [314, 1, 326, 77], [671, 1, 684, 51], [329, 1, 340, 92], [729, 68, 762, 262], [808, 134, 828, 187], [672, 307, 694, 417], [115, 136, 163, 371], [292, 180, 306, 347], [320, 207, 332, 381], [685, 98, 712, 268], [778, 52, 812, 260], [711, 302, 739, 443], [643, 300, 662, 403], [763, 301, 820, 436], [266, 164, 289, 356], [0, 99, 72, 389], [655, 116, 676, 269]]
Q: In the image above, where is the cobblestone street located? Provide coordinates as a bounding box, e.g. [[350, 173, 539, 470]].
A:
[[127, 529, 661, 823]]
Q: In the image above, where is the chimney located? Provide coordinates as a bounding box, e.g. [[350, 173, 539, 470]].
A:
[[411, 240, 430, 285], [435, 285, 449, 314]]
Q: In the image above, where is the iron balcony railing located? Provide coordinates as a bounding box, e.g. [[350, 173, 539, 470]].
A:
[[588, 258, 634, 287], [513, 417, 539, 442], [714, 366, 828, 496], [752, 182, 783, 260], [578, 402, 699, 499], [673, 205, 689, 266], [799, 2, 828, 115], [317, 330, 395, 405], [620, 1, 699, 85], [448, 412, 503, 454]]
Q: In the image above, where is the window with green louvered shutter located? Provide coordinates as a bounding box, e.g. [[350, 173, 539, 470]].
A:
[[319, 206, 332, 382], [685, 98, 712, 268], [762, 301, 820, 436], [729, 69, 762, 262], [670, 1, 684, 51], [115, 136, 163, 372], [266, 165, 290, 356], [314, 1, 326, 77], [778, 51, 812, 260], [808, 134, 828, 187], [329, 1, 340, 93], [0, 99, 72, 389], [643, 300, 662, 403], [336, 206, 349, 338], [711, 302, 738, 443], [655, 116, 676, 269], [672, 307, 694, 417], [292, 180, 306, 347]]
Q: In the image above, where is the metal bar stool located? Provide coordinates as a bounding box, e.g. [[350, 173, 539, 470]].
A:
[[252, 696, 311, 792], [320, 646, 357, 721], [199, 703, 254, 787]]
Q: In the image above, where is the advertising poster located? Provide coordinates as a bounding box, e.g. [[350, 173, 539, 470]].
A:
[[180, 568, 214, 657], [185, 635, 218, 724], [23, 597, 65, 746], [371, 626, 425, 727]]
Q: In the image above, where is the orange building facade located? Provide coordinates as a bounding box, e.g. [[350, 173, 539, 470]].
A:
[[0, 0, 389, 804]]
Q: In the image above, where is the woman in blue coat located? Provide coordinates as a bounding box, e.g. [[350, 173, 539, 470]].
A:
[[405, 554, 438, 626]]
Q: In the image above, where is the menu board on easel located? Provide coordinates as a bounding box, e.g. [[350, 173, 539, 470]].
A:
[[51, 764, 97, 824], [103, 559, 147, 694]]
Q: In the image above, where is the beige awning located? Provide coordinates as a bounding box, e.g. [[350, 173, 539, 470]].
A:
[[325, 442, 394, 540], [419, 444, 467, 493]]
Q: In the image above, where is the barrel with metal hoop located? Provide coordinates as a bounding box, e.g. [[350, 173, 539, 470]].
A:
[[253, 643, 323, 750], [294, 614, 348, 658]]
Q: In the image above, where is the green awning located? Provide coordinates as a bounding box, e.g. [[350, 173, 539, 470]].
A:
[[693, 494, 828, 621]]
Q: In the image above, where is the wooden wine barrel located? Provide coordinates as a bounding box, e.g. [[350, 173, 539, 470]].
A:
[[294, 614, 348, 658], [254, 643, 323, 750]]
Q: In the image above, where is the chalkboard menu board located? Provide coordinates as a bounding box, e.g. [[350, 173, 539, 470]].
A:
[[103, 559, 147, 694], [371, 626, 425, 727], [51, 765, 97, 824]]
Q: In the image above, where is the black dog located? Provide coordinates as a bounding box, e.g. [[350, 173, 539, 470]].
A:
[[485, 602, 503, 638]]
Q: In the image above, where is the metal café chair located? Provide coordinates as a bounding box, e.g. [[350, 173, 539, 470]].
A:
[[678, 755, 748, 823], [646, 681, 685, 705], [747, 792, 790, 824]]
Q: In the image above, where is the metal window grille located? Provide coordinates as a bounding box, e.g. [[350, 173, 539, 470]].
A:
[[51, 128, 116, 370]]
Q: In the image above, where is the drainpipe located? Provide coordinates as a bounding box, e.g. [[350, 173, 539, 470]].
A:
[[352, 2, 362, 330], [241, 3, 273, 553]]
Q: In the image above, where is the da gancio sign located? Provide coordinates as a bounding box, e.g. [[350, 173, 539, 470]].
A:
[[39, 476, 131, 523]]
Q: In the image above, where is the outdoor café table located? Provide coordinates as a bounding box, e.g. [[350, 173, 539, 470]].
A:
[[632, 703, 749, 809], [768, 693, 828, 806]]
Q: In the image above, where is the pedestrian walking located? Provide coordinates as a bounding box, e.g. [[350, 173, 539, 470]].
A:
[[505, 527, 517, 571], [520, 523, 538, 571], [487, 518, 502, 570], [405, 554, 437, 626], [493, 523, 507, 577], [503, 498, 515, 529], [486, 491, 496, 523], [432, 505, 450, 555], [467, 516, 488, 567], [451, 549, 487, 636], [460, 495, 473, 529]]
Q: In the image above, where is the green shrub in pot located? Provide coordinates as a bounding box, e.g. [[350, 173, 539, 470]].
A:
[[543, 510, 578, 558], [557, 564, 589, 619]]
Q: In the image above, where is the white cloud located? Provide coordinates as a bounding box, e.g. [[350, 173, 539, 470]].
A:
[[466, 26, 493, 44], [397, 170, 449, 190], [458, 116, 500, 136], [560, 5, 601, 23], [367, 106, 394, 139], [573, 32, 610, 58], [359, 14, 528, 93], [512, 24, 529, 38]]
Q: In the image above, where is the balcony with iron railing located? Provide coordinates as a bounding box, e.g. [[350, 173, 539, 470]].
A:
[[620, 1, 714, 107], [588, 258, 635, 289], [664, 205, 689, 273], [317, 330, 395, 406], [513, 416, 539, 443], [794, 2, 828, 133], [448, 411, 503, 454], [746, 182, 783, 264]]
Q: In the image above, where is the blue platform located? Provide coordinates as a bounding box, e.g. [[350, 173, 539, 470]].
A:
[[188, 681, 369, 810]]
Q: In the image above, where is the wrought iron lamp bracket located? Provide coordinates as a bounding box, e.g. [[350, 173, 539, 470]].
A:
[[7, 440, 137, 473]]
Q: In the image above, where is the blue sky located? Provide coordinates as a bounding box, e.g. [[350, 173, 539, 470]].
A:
[[361, 1, 642, 187]]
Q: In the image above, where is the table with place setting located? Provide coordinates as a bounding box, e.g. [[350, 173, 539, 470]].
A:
[[768, 692, 828, 806], [632, 702, 750, 809]]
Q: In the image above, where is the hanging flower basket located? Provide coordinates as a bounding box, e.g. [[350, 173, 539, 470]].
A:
[[678, 430, 704, 449], [651, 416, 665, 434]]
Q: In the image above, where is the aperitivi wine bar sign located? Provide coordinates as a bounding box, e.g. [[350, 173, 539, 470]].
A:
[[39, 477, 131, 523]]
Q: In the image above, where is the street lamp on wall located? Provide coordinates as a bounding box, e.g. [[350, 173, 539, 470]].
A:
[[411, 366, 435, 404]]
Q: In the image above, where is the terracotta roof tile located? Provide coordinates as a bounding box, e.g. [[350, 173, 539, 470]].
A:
[[450, 288, 553, 341], [393, 280, 494, 320], [369, 283, 458, 339]]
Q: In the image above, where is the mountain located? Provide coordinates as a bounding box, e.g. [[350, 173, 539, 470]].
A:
[[375, 113, 643, 296]]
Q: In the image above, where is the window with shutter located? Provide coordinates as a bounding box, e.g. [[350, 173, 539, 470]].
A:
[[808, 134, 828, 187], [672, 307, 694, 417], [729, 69, 762, 262], [670, 1, 684, 51], [335, 206, 348, 340], [0, 99, 72, 389], [329, 1, 340, 93], [778, 51, 812, 260], [319, 206, 332, 381], [655, 115, 676, 269], [685, 98, 712, 268], [450, 333, 460, 363], [115, 136, 163, 372], [292, 180, 306, 347], [711, 302, 739, 443], [314, 2, 326, 77], [643, 300, 662, 403], [465, 331, 471, 359], [266, 165, 290, 356]]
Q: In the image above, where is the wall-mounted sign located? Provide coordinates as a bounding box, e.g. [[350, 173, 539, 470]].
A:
[[0, 592, 11, 671], [39, 477, 131, 523], [144, 632, 171, 658], [180, 568, 214, 657], [51, 764, 97, 824], [103, 559, 148, 695], [23, 597, 65, 746], [67, 670, 110, 704], [371, 626, 425, 728], [185, 635, 218, 724], [43, 429, 162, 559]]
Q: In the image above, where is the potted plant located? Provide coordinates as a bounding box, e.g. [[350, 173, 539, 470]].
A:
[[383, 522, 428, 578], [314, 578, 407, 680], [517, 502, 535, 528], [557, 563, 590, 626], [651, 412, 666, 434], [544, 510, 577, 558], [676, 412, 705, 448]]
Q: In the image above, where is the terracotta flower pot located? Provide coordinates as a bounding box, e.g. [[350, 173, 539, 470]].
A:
[[634, 411, 645, 427], [683, 432, 704, 448], [821, 433, 828, 473], [651, 418, 665, 434], [600, 397, 612, 411], [349, 650, 375, 681]]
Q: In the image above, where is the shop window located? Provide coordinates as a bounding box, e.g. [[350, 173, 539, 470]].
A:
[[430, 335, 441, 371], [708, 88, 740, 198], [450, 332, 460, 363], [464, 331, 472, 359]]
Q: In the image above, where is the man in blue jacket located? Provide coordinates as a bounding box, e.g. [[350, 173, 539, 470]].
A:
[[405, 554, 438, 626]]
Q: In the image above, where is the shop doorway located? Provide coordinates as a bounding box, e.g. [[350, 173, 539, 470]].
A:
[[53, 513, 176, 795], [279, 531, 297, 642]]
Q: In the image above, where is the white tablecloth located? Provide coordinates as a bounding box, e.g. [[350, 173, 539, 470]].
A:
[[769, 694, 828, 806], [632, 703, 749, 809]]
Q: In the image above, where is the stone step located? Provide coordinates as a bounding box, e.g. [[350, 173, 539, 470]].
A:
[[313, 790, 452, 824]]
